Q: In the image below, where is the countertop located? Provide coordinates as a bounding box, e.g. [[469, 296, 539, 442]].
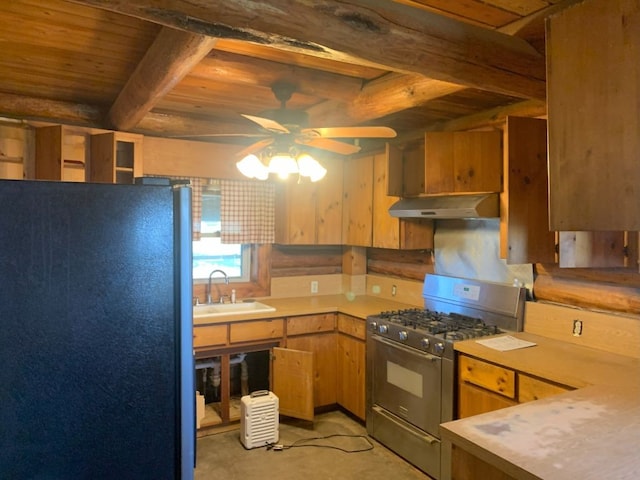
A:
[[193, 294, 414, 326], [440, 332, 640, 480]]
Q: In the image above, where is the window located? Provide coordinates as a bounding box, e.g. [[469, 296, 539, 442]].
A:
[[193, 185, 250, 282]]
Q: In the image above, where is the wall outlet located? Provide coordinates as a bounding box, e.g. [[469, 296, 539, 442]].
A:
[[391, 285, 397, 296], [310, 280, 319, 294], [572, 319, 583, 336]]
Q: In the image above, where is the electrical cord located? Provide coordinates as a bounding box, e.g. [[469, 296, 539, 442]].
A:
[[266, 434, 374, 453]]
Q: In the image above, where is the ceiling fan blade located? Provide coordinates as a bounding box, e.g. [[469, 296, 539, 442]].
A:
[[301, 126, 397, 139], [241, 114, 290, 134], [170, 133, 270, 139], [236, 138, 274, 158], [296, 137, 361, 155]]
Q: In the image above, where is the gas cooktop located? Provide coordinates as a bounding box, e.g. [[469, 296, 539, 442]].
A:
[[376, 308, 500, 340]]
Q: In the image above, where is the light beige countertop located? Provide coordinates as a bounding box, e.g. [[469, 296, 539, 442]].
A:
[[193, 294, 414, 326], [441, 333, 640, 480]]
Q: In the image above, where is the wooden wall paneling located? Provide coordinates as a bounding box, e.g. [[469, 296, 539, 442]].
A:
[[524, 301, 640, 358]]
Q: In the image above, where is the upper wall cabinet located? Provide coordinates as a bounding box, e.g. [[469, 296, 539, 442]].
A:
[[90, 132, 143, 184], [343, 145, 434, 249], [35, 125, 88, 182], [372, 145, 433, 250], [403, 131, 503, 197], [547, 0, 639, 231], [500, 116, 556, 264], [275, 156, 343, 245]]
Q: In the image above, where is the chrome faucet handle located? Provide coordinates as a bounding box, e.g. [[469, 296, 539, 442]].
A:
[[218, 294, 231, 304]]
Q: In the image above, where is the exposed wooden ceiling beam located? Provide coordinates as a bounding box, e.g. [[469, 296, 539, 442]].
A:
[[307, 74, 466, 126], [192, 50, 364, 103], [68, 0, 547, 100], [0, 92, 104, 126], [107, 27, 217, 131]]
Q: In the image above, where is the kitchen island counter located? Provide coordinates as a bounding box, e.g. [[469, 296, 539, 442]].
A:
[[441, 332, 640, 479]]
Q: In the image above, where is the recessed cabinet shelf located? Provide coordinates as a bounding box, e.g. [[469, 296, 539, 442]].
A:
[[90, 132, 143, 184]]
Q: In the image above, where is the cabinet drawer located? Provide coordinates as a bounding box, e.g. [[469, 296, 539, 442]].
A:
[[459, 355, 516, 399], [230, 319, 284, 343], [337, 314, 366, 340], [518, 374, 573, 403], [193, 325, 227, 348], [287, 313, 336, 336]]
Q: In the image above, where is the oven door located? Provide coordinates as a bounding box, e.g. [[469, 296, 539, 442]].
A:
[[370, 335, 442, 435]]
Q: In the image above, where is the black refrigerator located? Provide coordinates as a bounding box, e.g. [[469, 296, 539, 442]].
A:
[[0, 179, 195, 479]]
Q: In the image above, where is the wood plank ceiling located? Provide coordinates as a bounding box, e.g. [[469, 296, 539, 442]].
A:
[[0, 0, 577, 152]]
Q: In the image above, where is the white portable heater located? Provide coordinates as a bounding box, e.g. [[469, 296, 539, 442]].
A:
[[240, 390, 279, 449]]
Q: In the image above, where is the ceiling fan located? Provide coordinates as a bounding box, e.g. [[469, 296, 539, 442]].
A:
[[187, 81, 397, 158]]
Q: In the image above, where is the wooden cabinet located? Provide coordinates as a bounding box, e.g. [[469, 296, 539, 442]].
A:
[[403, 131, 502, 196], [372, 145, 434, 250], [285, 314, 337, 408], [0, 125, 26, 179], [193, 324, 227, 349], [35, 125, 88, 182], [336, 314, 366, 420], [558, 231, 636, 268], [90, 132, 143, 184], [457, 353, 573, 419], [229, 319, 284, 344], [275, 156, 343, 245], [500, 116, 556, 264], [547, 0, 639, 231], [342, 153, 373, 246], [343, 145, 434, 249]]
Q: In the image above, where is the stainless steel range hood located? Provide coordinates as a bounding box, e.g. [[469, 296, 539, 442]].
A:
[[388, 193, 499, 219]]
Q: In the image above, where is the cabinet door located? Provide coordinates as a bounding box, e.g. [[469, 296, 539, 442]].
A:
[[518, 374, 572, 403], [547, 0, 639, 231], [457, 381, 518, 419], [336, 333, 366, 420], [272, 346, 314, 421], [286, 333, 337, 407], [342, 154, 373, 246], [558, 231, 631, 268], [372, 148, 434, 250], [316, 156, 343, 245], [91, 132, 143, 184], [424, 131, 502, 194], [500, 116, 556, 264], [35, 125, 87, 182]]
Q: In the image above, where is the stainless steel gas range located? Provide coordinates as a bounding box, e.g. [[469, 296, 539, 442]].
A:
[[366, 274, 526, 480]]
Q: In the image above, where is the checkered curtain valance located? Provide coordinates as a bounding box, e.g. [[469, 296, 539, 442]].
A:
[[220, 179, 275, 244]]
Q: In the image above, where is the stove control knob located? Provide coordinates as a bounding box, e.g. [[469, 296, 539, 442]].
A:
[[378, 324, 388, 334], [421, 338, 430, 349], [434, 342, 445, 354], [370, 321, 377, 331], [398, 330, 408, 341]]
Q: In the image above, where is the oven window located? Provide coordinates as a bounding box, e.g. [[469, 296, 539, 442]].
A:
[[387, 361, 423, 397]]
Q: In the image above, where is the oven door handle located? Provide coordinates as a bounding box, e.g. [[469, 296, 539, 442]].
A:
[[372, 335, 439, 362], [372, 405, 439, 445]]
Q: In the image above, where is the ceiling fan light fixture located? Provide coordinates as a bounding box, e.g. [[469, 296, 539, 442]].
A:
[[268, 152, 299, 179], [297, 153, 327, 182], [236, 154, 269, 180]]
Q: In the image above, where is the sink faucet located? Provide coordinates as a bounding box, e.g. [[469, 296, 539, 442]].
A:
[[206, 269, 229, 304]]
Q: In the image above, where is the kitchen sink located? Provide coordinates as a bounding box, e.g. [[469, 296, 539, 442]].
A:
[[193, 301, 276, 318]]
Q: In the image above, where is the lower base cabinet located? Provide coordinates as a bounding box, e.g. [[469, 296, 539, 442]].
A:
[[453, 353, 574, 479], [336, 314, 366, 420]]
